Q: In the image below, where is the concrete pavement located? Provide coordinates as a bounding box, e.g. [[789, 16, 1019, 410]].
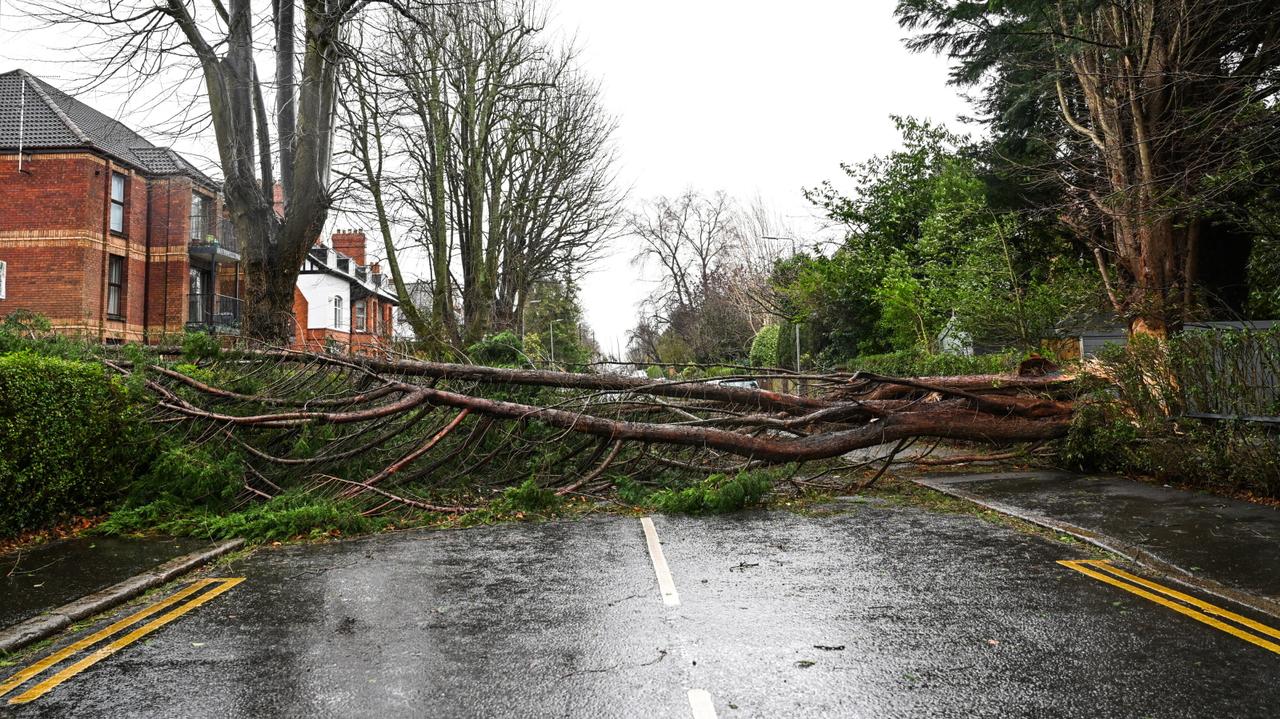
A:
[[1, 537, 214, 630], [2, 504, 1278, 718]]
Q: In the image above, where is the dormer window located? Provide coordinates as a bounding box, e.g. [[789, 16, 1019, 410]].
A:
[[110, 172, 127, 233]]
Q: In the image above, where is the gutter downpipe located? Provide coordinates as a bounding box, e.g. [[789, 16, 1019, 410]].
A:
[[142, 180, 153, 344], [99, 160, 111, 342]]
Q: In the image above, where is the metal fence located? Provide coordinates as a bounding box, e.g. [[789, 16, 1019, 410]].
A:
[[1176, 323, 1280, 422], [187, 293, 242, 330]]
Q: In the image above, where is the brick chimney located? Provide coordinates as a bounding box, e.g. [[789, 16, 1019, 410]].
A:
[[331, 229, 367, 265]]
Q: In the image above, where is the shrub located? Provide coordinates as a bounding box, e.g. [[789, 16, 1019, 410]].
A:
[[749, 325, 781, 368], [1061, 400, 1143, 473], [647, 469, 775, 515], [494, 479, 561, 513], [466, 331, 526, 366], [0, 352, 149, 535], [847, 348, 1022, 377], [1064, 333, 1280, 498]]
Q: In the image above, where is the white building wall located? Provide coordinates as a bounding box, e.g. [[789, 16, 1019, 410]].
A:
[[296, 273, 350, 331]]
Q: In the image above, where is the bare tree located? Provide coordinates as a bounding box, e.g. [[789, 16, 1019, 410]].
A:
[[724, 196, 799, 332], [630, 191, 741, 312], [335, 26, 436, 343], [628, 191, 797, 363], [336, 1, 621, 348]]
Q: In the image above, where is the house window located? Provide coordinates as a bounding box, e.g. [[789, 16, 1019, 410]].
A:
[[333, 295, 344, 328], [354, 300, 367, 332], [190, 193, 212, 242], [0, 260, 6, 300], [110, 172, 127, 234], [107, 255, 125, 319]]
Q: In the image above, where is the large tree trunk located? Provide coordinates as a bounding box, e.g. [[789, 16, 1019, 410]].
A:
[[165, 0, 346, 345]]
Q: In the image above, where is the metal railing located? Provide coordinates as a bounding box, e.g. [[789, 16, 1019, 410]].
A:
[[189, 219, 241, 256], [187, 293, 242, 329], [1177, 324, 1280, 423]]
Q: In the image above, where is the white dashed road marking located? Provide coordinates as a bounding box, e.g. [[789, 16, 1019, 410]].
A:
[[641, 517, 680, 606], [640, 518, 718, 717], [687, 689, 719, 718]]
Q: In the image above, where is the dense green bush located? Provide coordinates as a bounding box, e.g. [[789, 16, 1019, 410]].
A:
[[465, 331, 526, 366], [126, 445, 243, 509], [749, 324, 781, 368], [847, 348, 1022, 377], [0, 352, 149, 535]]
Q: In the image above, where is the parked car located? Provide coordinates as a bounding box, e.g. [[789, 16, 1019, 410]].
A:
[[711, 378, 759, 390]]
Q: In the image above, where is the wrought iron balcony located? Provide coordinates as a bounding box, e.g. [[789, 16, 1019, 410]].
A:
[[189, 219, 241, 261], [186, 293, 242, 333]]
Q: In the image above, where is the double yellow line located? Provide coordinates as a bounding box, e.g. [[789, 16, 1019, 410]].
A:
[[1, 577, 243, 705], [1059, 559, 1280, 655]]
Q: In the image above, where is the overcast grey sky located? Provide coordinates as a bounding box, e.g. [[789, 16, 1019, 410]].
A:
[[0, 1, 971, 354]]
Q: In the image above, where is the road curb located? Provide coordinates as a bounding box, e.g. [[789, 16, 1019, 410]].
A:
[[912, 477, 1280, 621], [0, 538, 245, 656]]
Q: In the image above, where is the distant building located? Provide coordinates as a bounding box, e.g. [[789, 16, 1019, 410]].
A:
[[293, 230, 399, 352], [393, 280, 433, 340]]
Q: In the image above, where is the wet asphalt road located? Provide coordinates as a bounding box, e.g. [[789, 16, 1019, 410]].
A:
[[3, 501, 1279, 718]]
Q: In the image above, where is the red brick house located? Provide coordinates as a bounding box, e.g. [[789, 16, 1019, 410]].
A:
[[0, 69, 240, 343], [0, 70, 398, 350]]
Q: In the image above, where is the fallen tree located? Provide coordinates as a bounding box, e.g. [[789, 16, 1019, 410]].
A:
[[112, 349, 1075, 514]]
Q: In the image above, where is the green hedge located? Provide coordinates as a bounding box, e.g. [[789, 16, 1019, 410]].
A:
[[846, 349, 1021, 377], [0, 352, 147, 535]]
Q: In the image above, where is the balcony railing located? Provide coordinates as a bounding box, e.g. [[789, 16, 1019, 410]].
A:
[[189, 219, 241, 258], [187, 293, 242, 331]]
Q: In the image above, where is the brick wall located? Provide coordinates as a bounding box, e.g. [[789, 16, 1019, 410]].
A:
[[0, 152, 148, 341], [0, 151, 214, 343]]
